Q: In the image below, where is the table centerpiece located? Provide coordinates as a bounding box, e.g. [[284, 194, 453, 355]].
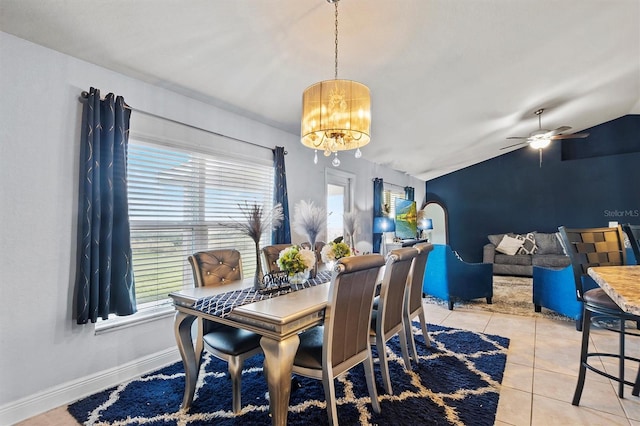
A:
[[292, 200, 326, 278], [277, 245, 316, 284], [219, 202, 283, 290], [321, 239, 352, 271]]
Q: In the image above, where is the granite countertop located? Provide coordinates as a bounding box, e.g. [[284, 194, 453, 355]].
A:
[[588, 266, 640, 316]]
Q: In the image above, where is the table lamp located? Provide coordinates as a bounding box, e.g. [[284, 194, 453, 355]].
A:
[[373, 216, 395, 254], [417, 213, 433, 240]]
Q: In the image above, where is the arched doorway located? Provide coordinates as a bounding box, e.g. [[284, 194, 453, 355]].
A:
[[421, 201, 448, 244]]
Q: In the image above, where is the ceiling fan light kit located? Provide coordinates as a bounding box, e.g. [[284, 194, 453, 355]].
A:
[[300, 0, 371, 167], [503, 108, 590, 167]]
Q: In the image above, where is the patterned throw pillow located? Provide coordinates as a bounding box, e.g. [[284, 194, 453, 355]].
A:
[[516, 232, 538, 255], [496, 234, 523, 255]]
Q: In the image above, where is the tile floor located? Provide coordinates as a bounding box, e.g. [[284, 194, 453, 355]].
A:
[[16, 302, 640, 425]]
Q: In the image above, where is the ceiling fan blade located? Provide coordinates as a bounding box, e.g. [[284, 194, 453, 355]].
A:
[[549, 126, 572, 135], [501, 141, 528, 150], [550, 132, 590, 140], [506, 136, 528, 140]]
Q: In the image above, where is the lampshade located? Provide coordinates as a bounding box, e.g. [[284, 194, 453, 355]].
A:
[[300, 0, 371, 167], [417, 210, 432, 230], [301, 79, 371, 153], [373, 216, 395, 233], [420, 218, 433, 231]]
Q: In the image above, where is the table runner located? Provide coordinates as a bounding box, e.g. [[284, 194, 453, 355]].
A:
[[193, 270, 332, 318]]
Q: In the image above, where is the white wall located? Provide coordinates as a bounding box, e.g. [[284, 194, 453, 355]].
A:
[[0, 31, 424, 423]]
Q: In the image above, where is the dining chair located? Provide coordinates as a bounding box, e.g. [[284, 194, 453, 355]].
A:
[[292, 254, 385, 425], [623, 223, 640, 264], [370, 247, 419, 393], [403, 242, 434, 365], [301, 240, 325, 263], [188, 249, 262, 414], [558, 226, 640, 404], [261, 243, 291, 274]]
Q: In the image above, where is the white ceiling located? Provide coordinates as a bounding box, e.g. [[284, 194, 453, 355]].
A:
[[2, 0, 639, 180]]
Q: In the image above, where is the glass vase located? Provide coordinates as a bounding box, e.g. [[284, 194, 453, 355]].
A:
[[289, 270, 309, 285], [254, 241, 264, 290]]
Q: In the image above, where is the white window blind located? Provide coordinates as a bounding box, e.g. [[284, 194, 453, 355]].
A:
[[127, 139, 275, 312], [383, 187, 405, 217]]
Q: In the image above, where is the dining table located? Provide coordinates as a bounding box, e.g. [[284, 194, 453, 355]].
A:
[[587, 265, 640, 315], [169, 270, 333, 426]]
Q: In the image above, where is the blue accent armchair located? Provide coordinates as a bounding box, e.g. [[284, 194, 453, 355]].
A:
[[533, 248, 637, 331], [423, 244, 493, 310], [532, 265, 587, 330]]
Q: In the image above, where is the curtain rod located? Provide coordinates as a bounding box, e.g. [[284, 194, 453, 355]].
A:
[[79, 91, 285, 154], [372, 178, 410, 190]]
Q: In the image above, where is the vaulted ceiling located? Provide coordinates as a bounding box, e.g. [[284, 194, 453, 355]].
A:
[[2, 0, 638, 180]]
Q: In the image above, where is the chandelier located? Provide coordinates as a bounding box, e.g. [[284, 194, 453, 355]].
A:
[[301, 0, 371, 167]]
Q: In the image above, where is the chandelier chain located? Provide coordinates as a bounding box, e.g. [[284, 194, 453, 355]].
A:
[[334, 1, 339, 79]]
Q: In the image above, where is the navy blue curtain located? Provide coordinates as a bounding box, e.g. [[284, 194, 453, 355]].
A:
[[272, 146, 291, 244], [404, 186, 415, 201], [373, 178, 384, 253], [75, 87, 136, 324]]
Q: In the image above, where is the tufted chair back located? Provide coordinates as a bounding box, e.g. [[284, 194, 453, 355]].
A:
[[261, 244, 292, 274], [188, 249, 243, 287]]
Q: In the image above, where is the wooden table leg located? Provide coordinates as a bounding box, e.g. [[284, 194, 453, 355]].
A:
[[260, 335, 300, 426]]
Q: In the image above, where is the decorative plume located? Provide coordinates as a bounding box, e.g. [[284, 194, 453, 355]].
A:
[[220, 202, 284, 243], [343, 209, 359, 239], [293, 200, 326, 245]]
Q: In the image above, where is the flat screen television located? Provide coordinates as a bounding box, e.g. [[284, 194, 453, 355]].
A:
[[395, 199, 417, 240]]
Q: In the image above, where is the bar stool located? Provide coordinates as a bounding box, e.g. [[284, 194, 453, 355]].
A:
[[559, 226, 640, 404]]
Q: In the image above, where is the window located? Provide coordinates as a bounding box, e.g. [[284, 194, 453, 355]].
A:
[[325, 169, 355, 242], [126, 139, 274, 314], [383, 187, 405, 217]]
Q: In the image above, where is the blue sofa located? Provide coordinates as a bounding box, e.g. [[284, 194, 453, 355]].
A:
[[423, 244, 493, 310]]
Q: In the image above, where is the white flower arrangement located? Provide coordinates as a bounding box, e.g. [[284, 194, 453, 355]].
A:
[[321, 241, 352, 263], [277, 245, 316, 275]]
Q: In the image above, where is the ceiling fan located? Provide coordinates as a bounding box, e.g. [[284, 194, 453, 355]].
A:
[[502, 108, 590, 167]]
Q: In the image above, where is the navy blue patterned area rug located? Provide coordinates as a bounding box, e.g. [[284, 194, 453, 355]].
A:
[[68, 323, 509, 425]]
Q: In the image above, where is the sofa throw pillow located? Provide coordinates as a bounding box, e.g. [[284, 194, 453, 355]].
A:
[[487, 234, 504, 247], [496, 234, 523, 255], [516, 232, 538, 255], [533, 232, 561, 255]]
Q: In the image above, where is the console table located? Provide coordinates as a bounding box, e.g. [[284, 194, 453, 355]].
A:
[[384, 238, 429, 256]]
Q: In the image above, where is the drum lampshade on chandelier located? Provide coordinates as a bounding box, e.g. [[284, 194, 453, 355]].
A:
[[301, 0, 371, 167]]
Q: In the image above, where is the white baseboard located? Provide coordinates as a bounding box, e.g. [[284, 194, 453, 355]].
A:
[[0, 347, 180, 425]]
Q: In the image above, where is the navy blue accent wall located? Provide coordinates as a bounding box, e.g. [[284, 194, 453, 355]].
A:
[[425, 115, 640, 263]]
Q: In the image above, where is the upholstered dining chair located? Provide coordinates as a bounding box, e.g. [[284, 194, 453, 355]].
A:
[[623, 223, 640, 264], [301, 240, 325, 263], [558, 226, 640, 404], [403, 242, 434, 365], [370, 247, 419, 393], [292, 254, 385, 426], [188, 249, 262, 414], [261, 243, 291, 274]]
